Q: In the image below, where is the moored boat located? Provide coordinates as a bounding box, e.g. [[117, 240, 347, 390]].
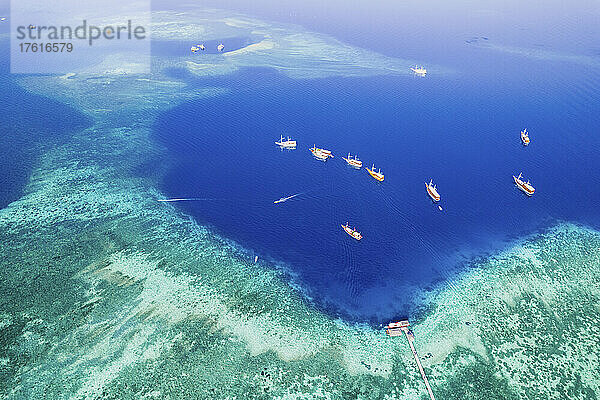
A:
[[310, 145, 333, 160], [366, 164, 384, 182], [275, 135, 297, 149], [410, 65, 427, 76], [342, 153, 363, 168], [513, 172, 535, 196], [341, 223, 362, 241], [385, 320, 410, 336], [425, 179, 440, 201], [217, 43, 225, 52], [521, 128, 530, 145]]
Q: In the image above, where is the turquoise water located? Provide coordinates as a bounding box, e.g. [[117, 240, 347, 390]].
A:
[[0, 4, 599, 399], [0, 41, 90, 208]]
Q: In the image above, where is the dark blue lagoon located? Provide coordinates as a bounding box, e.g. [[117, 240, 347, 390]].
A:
[[155, 49, 600, 321]]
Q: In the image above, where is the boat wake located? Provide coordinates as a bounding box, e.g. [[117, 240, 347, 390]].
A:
[[273, 193, 302, 204]]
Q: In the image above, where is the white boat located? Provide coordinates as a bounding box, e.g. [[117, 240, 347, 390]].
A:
[[199, 44, 205, 51], [513, 173, 535, 196], [410, 65, 427, 76], [520, 129, 530, 145], [342, 153, 363, 168], [275, 135, 297, 149], [273, 193, 300, 204], [341, 223, 362, 241], [425, 180, 440, 202], [217, 43, 225, 52], [191, 46, 200, 53], [310, 145, 333, 160]]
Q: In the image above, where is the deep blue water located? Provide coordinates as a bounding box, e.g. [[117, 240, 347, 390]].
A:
[[154, 45, 600, 321]]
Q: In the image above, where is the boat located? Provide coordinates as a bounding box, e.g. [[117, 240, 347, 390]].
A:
[[217, 43, 225, 52], [410, 65, 427, 76], [341, 223, 362, 241], [191, 46, 200, 53], [513, 173, 535, 196], [199, 44, 205, 51], [275, 135, 297, 149], [273, 193, 300, 204], [342, 153, 363, 168], [385, 320, 410, 336], [366, 164, 384, 182], [520, 128, 530, 145], [425, 179, 440, 202], [310, 145, 333, 161]]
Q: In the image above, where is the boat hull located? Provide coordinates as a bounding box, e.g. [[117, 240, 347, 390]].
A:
[[513, 176, 535, 196], [341, 224, 362, 240], [426, 184, 440, 202], [276, 142, 297, 148], [366, 168, 384, 182], [310, 147, 333, 160], [342, 157, 362, 168]]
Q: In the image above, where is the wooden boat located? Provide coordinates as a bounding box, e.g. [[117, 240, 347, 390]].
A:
[[341, 223, 362, 241], [342, 153, 363, 168], [521, 129, 530, 145], [310, 145, 333, 160], [425, 179, 440, 202], [513, 172, 535, 196], [275, 135, 296, 149], [366, 164, 384, 182]]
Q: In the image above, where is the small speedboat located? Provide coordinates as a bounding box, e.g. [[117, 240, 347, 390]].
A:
[[513, 172, 535, 196], [342, 153, 363, 168], [275, 135, 296, 149], [191, 46, 200, 53], [273, 193, 300, 204], [310, 145, 333, 161], [199, 44, 206, 51], [366, 164, 384, 182], [410, 65, 427, 76], [217, 43, 225, 52], [425, 179, 440, 202], [341, 223, 362, 241], [520, 129, 530, 146]]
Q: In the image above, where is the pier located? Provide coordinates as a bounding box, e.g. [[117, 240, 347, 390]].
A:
[[385, 320, 436, 400]]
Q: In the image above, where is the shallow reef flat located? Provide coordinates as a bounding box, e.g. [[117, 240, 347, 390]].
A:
[[153, 8, 440, 79], [1, 8, 599, 400]]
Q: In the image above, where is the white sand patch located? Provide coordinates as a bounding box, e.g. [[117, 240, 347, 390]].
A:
[[223, 38, 276, 56]]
